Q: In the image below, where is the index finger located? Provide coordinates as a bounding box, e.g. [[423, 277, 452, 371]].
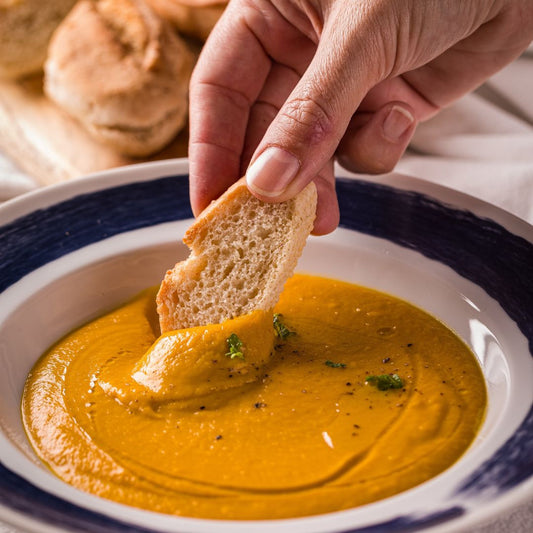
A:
[[188, 3, 271, 216]]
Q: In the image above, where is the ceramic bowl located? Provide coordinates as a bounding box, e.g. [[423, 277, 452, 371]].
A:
[[0, 159, 532, 533]]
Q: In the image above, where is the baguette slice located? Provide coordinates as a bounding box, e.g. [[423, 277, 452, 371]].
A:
[[157, 178, 317, 333]]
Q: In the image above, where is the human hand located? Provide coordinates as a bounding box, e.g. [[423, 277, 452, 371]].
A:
[[188, 0, 533, 234]]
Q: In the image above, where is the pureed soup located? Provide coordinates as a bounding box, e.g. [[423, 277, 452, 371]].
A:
[[22, 274, 486, 519]]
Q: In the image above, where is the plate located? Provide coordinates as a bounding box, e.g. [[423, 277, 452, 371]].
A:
[[0, 159, 532, 533]]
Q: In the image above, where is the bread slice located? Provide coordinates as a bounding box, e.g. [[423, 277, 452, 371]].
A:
[[157, 178, 317, 333]]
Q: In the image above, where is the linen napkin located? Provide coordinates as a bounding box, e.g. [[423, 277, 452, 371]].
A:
[[0, 150, 38, 202], [396, 47, 533, 225]]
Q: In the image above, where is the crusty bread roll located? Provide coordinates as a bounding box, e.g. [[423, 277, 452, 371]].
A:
[[145, 0, 227, 41], [157, 178, 317, 333], [44, 0, 194, 157], [0, 0, 77, 79]]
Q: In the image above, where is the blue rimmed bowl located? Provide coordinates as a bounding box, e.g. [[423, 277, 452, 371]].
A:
[[0, 159, 532, 533]]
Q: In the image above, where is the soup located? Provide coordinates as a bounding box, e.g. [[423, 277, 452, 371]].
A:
[[22, 274, 486, 519]]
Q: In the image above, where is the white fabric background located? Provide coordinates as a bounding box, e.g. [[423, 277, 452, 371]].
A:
[[0, 48, 532, 533], [396, 48, 533, 226]]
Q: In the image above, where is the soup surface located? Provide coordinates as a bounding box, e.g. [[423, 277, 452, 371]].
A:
[[22, 274, 486, 519]]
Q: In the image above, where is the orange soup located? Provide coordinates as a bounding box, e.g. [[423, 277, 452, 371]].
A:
[[22, 274, 486, 519]]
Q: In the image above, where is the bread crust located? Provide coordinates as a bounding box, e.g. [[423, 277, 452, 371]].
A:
[[0, 0, 77, 79], [145, 0, 227, 41], [44, 0, 194, 156], [157, 178, 317, 332]]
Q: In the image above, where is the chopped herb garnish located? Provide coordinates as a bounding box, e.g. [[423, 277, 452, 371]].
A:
[[325, 360, 346, 368], [273, 313, 295, 340], [366, 374, 403, 390], [225, 333, 244, 359]]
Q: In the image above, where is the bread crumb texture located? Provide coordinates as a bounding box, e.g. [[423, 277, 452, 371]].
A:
[[157, 180, 317, 332]]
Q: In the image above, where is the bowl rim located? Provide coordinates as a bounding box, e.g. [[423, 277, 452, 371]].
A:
[[1, 158, 532, 533]]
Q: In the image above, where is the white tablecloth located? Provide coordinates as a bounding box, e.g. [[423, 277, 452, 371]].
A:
[[1, 48, 532, 533]]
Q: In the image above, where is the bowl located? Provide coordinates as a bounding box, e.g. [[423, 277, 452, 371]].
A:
[[1, 159, 532, 532]]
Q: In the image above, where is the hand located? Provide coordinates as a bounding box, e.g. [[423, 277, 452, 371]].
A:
[[188, 0, 533, 234]]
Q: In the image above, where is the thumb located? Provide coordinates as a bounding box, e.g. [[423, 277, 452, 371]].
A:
[[245, 17, 382, 202]]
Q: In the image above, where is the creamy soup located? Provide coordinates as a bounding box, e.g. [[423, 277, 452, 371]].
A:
[[22, 274, 486, 519]]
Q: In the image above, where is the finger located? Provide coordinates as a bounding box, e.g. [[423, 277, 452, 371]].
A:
[[312, 160, 339, 236], [358, 77, 439, 120], [247, 149, 338, 234], [245, 6, 385, 201], [240, 63, 301, 175], [189, 0, 320, 216], [336, 101, 416, 175], [188, 2, 271, 216]]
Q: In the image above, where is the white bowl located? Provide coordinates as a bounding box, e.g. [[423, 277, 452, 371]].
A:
[[0, 159, 532, 533]]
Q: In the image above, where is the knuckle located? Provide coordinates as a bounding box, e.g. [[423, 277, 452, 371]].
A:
[[252, 99, 279, 127], [277, 96, 335, 146]]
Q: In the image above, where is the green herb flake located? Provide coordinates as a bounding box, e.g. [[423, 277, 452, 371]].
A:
[[325, 360, 347, 368], [225, 333, 244, 360], [273, 313, 296, 340], [365, 373, 403, 391]]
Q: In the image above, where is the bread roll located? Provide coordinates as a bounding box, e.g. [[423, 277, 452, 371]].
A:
[[44, 0, 194, 157], [157, 178, 317, 333], [145, 0, 227, 41], [0, 0, 77, 79]]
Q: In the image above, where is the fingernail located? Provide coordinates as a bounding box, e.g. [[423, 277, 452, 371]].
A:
[[383, 105, 414, 142], [246, 147, 300, 198]]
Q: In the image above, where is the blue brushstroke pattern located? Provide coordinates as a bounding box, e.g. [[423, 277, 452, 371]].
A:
[[0, 174, 531, 533], [0, 176, 192, 293]]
